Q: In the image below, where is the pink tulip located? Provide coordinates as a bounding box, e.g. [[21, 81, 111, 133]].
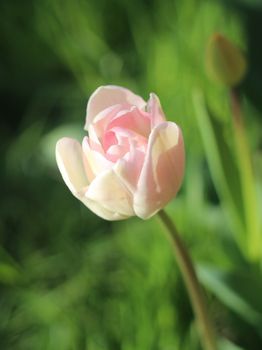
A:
[[56, 86, 185, 220]]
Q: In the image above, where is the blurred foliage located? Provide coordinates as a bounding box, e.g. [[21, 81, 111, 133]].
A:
[[1, 0, 262, 349]]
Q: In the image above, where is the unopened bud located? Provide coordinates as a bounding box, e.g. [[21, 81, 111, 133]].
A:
[[206, 33, 247, 87]]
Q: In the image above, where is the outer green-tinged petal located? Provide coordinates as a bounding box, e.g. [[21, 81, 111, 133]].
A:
[[133, 122, 185, 219]]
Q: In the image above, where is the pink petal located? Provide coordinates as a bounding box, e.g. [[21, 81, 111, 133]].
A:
[[85, 85, 146, 129], [107, 107, 151, 137], [114, 146, 145, 195], [106, 144, 129, 162], [103, 130, 118, 151], [56, 138, 90, 195], [82, 137, 113, 176], [88, 124, 104, 154], [133, 122, 185, 219], [108, 127, 148, 151], [89, 104, 123, 137], [86, 169, 134, 217], [147, 93, 166, 127]]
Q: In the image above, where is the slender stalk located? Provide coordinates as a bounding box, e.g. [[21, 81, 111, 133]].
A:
[[157, 210, 217, 350], [230, 89, 260, 261]]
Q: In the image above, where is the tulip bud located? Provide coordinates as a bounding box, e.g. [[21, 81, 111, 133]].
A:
[[205, 33, 247, 87]]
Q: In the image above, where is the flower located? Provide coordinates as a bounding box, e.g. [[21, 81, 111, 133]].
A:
[[56, 85, 185, 220]]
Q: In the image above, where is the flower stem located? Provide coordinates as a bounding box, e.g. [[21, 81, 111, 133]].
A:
[[157, 210, 217, 350]]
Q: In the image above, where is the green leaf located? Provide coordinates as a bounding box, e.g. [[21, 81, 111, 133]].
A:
[[193, 90, 246, 254], [219, 338, 244, 350], [0, 246, 21, 285], [234, 0, 262, 8], [198, 264, 262, 335]]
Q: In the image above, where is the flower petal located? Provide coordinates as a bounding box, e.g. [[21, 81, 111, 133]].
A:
[[82, 136, 113, 176], [107, 106, 151, 137], [91, 104, 123, 138], [147, 93, 166, 127], [114, 147, 145, 194], [86, 169, 134, 217], [56, 137, 90, 195], [80, 196, 129, 221], [133, 122, 185, 219], [85, 85, 146, 129], [56, 138, 128, 220], [88, 124, 104, 154]]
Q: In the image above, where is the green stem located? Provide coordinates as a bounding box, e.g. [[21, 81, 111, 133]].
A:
[[230, 89, 261, 261], [157, 210, 217, 350]]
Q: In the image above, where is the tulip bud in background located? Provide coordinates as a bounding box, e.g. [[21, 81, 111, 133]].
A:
[[56, 86, 185, 221], [205, 33, 247, 87]]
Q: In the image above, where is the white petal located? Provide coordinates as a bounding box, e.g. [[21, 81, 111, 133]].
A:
[[56, 138, 129, 220], [79, 196, 129, 221], [134, 122, 185, 219], [85, 85, 146, 130], [56, 138, 89, 195], [86, 169, 134, 217]]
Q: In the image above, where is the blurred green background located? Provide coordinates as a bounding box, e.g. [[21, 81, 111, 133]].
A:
[[1, 0, 262, 349]]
